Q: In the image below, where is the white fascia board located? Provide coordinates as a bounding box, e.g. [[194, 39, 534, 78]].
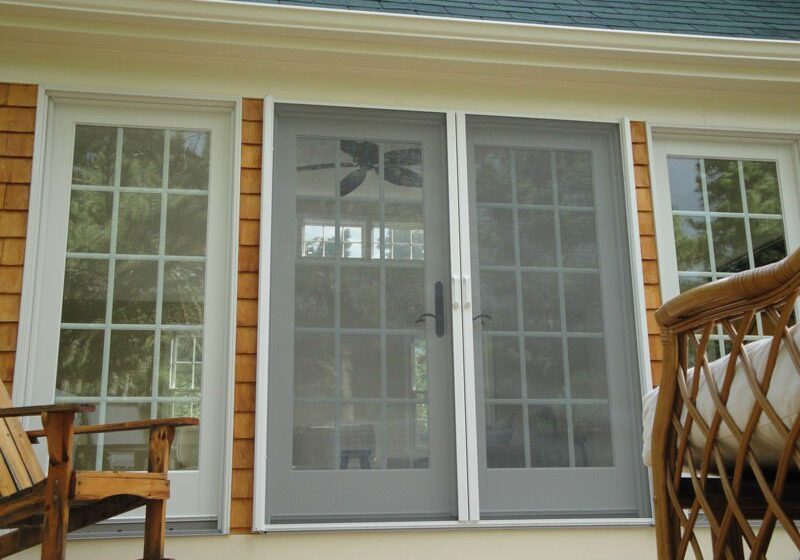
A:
[[1, 0, 799, 85]]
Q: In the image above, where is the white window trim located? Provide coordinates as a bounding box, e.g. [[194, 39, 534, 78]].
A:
[[649, 126, 800, 306], [251, 100, 655, 531], [14, 86, 242, 535]]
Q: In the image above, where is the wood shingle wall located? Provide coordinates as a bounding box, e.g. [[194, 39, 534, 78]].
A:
[[630, 120, 662, 387], [231, 98, 262, 532], [0, 84, 36, 398], [0, 85, 663, 532]]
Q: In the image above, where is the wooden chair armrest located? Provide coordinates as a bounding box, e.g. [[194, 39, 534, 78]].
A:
[[656, 247, 800, 330], [26, 417, 198, 439], [0, 403, 95, 418]]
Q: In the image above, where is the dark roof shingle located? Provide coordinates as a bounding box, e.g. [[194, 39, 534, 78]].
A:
[[241, 0, 800, 40]]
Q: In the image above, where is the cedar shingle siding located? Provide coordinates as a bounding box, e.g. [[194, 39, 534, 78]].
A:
[[0, 83, 36, 398]]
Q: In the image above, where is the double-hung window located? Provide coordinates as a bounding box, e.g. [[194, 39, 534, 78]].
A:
[[262, 105, 650, 526]]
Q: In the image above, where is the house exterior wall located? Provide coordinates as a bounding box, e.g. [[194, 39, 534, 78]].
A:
[[1, 5, 800, 554]]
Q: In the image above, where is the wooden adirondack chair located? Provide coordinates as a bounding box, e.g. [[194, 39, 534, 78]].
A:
[[0, 383, 198, 560]]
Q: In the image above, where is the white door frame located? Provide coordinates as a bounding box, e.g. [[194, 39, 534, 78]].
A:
[[14, 87, 241, 532], [251, 100, 654, 531]]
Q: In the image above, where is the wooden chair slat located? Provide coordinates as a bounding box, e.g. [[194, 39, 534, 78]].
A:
[[0, 456, 17, 496], [0, 420, 32, 493], [0, 386, 43, 486]]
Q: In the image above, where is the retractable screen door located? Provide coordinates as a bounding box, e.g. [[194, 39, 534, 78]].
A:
[[267, 106, 457, 523], [466, 116, 648, 518]]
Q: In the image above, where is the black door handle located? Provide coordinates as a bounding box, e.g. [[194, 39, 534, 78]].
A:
[[415, 281, 445, 338]]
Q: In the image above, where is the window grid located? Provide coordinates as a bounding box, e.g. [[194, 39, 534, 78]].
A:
[[479, 147, 609, 470], [58, 127, 206, 470], [669, 156, 787, 358], [294, 138, 428, 471]]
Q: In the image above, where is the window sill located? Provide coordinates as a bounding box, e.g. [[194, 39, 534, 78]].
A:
[[258, 518, 655, 533], [69, 517, 220, 540]]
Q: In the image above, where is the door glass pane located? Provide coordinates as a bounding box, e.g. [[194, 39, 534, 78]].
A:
[[268, 106, 455, 522], [468, 116, 647, 519], [666, 156, 788, 357], [55, 124, 211, 471]]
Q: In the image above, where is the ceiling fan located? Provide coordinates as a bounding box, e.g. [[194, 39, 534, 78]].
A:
[[297, 140, 422, 196]]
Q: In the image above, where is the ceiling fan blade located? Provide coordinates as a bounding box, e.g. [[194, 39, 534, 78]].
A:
[[385, 166, 422, 188], [385, 148, 421, 167], [340, 140, 358, 158], [340, 167, 368, 196], [296, 163, 336, 171]]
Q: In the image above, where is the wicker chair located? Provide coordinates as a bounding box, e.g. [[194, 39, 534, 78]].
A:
[[652, 248, 800, 559]]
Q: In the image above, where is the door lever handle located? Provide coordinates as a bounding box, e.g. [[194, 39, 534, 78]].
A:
[[414, 281, 445, 338]]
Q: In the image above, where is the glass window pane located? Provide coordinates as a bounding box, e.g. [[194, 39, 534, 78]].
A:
[[678, 274, 711, 293], [107, 330, 153, 396], [296, 138, 337, 197], [477, 207, 515, 265], [384, 142, 423, 202], [56, 329, 103, 397], [560, 210, 598, 268], [340, 334, 381, 399], [73, 409, 102, 470], [387, 403, 428, 469], [66, 190, 113, 253], [158, 401, 200, 470], [117, 193, 161, 255], [159, 331, 203, 398], [556, 150, 593, 207], [339, 403, 381, 469], [294, 263, 335, 327], [72, 125, 116, 186], [529, 404, 569, 467], [102, 403, 151, 471], [486, 405, 525, 468], [568, 338, 608, 398], [112, 259, 158, 324], [705, 159, 742, 212], [293, 402, 336, 470], [340, 266, 380, 328], [475, 147, 512, 203], [573, 404, 612, 467], [518, 209, 556, 267], [744, 161, 781, 214], [338, 140, 381, 200], [515, 149, 552, 205], [711, 217, 748, 273], [673, 216, 710, 272], [386, 335, 427, 399], [750, 218, 787, 267], [563, 273, 603, 333], [482, 336, 521, 399], [169, 130, 210, 189], [293, 332, 335, 399], [385, 267, 425, 329], [162, 261, 205, 325], [480, 270, 518, 331], [120, 127, 164, 188], [525, 337, 564, 398], [667, 157, 704, 211], [165, 194, 208, 256], [521, 271, 560, 332], [61, 258, 108, 323]]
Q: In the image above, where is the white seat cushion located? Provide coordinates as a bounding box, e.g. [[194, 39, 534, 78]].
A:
[[642, 326, 800, 468]]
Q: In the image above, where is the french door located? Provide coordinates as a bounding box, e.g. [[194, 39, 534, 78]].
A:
[[263, 107, 648, 524], [25, 97, 235, 520], [267, 106, 458, 522]]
